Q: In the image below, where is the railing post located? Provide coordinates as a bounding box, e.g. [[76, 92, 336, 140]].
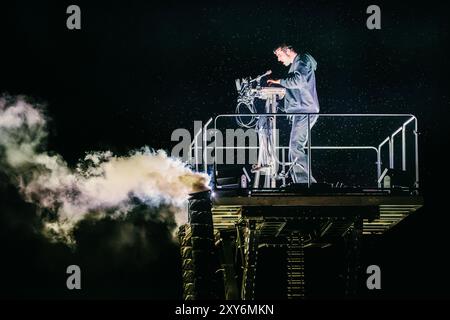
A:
[[377, 148, 381, 188], [195, 138, 199, 172], [401, 125, 406, 171], [191, 121, 204, 172], [389, 137, 394, 169], [414, 118, 419, 188], [307, 114, 311, 187], [203, 118, 212, 174], [282, 145, 286, 186], [211, 113, 418, 191]]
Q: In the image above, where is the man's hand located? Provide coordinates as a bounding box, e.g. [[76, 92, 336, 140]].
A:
[[267, 79, 281, 86]]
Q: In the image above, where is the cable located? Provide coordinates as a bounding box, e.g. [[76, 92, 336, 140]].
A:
[[235, 101, 258, 128]]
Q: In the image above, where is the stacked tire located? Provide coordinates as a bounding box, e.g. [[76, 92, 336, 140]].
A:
[[178, 191, 220, 299]]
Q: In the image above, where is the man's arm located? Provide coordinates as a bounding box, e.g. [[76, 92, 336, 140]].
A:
[[279, 70, 307, 89], [267, 79, 281, 85], [268, 55, 311, 88], [267, 71, 306, 88]]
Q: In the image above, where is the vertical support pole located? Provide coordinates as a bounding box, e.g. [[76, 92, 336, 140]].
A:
[[203, 124, 207, 174], [286, 232, 305, 299], [217, 233, 239, 300], [271, 95, 277, 188], [343, 216, 362, 297], [389, 138, 394, 169], [307, 114, 311, 187], [241, 220, 258, 300], [377, 149, 381, 188], [282, 146, 286, 186], [414, 118, 419, 189], [203, 118, 213, 174], [401, 125, 406, 171], [253, 148, 262, 189], [195, 137, 199, 172]]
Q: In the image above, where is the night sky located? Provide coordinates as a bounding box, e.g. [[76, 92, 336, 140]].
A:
[[0, 0, 449, 300]]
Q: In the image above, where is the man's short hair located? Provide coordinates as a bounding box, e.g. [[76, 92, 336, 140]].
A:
[[273, 43, 296, 53]]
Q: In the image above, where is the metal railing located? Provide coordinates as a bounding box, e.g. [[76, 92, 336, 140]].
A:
[[188, 114, 419, 190]]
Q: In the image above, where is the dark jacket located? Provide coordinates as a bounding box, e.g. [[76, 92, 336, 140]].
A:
[[280, 53, 320, 113]]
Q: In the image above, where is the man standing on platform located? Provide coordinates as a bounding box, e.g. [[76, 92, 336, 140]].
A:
[[267, 43, 320, 184]]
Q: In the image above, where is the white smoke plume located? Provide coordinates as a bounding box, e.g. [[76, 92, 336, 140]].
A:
[[0, 96, 209, 240]]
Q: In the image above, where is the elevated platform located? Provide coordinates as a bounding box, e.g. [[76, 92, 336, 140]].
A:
[[182, 111, 423, 299], [180, 188, 423, 300], [211, 188, 423, 237]]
